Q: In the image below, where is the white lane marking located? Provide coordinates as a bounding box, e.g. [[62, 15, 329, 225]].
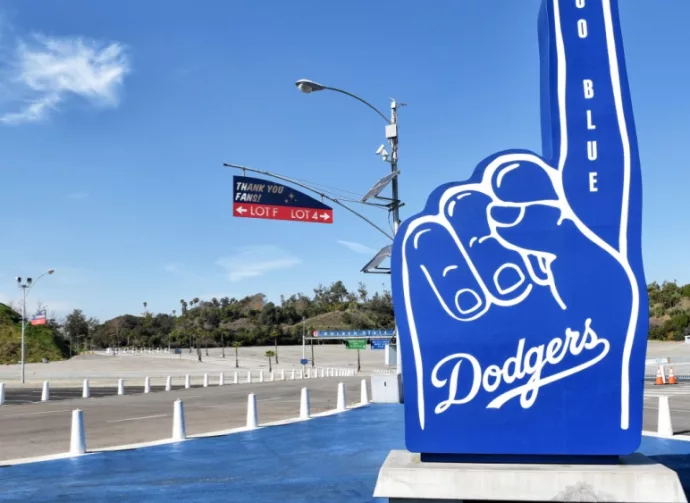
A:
[[106, 414, 168, 423], [0, 409, 72, 418], [644, 406, 690, 414]]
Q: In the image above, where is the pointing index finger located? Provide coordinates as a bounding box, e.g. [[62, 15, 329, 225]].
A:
[[541, 0, 640, 253]]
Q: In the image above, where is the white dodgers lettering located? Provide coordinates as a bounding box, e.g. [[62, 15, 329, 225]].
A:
[[431, 319, 609, 413]]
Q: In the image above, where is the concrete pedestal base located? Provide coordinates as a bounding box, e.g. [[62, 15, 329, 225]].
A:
[[373, 450, 687, 502]]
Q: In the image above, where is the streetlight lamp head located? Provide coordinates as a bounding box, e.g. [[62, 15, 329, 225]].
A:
[[295, 79, 325, 94]]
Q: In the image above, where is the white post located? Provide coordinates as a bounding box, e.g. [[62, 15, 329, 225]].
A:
[[320, 368, 325, 378], [70, 409, 87, 456], [185, 374, 191, 389], [360, 379, 369, 405], [219, 372, 225, 386], [118, 379, 125, 395], [658, 395, 674, 437], [337, 382, 346, 411], [82, 379, 90, 399], [300, 387, 310, 420], [246, 393, 258, 429], [0, 382, 4, 405], [172, 399, 186, 441], [234, 372, 239, 384], [41, 381, 50, 401], [259, 370, 264, 383], [246, 371, 252, 383], [290, 369, 295, 380], [270, 372, 274, 382], [166, 376, 172, 391], [144, 376, 151, 393], [300, 370, 304, 380], [203, 373, 209, 387], [281, 369, 285, 380], [305, 368, 310, 378]]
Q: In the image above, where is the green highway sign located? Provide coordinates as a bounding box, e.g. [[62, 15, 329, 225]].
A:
[[346, 339, 367, 350]]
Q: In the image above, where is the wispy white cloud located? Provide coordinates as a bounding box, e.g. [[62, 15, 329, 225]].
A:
[[337, 240, 376, 255], [67, 191, 89, 200], [0, 33, 130, 125], [216, 246, 301, 282], [163, 263, 181, 273]]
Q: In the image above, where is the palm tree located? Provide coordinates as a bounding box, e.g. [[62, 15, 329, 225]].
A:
[[232, 341, 241, 368], [265, 350, 275, 372]]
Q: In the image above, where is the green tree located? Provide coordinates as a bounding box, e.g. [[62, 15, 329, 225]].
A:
[[232, 341, 241, 368]]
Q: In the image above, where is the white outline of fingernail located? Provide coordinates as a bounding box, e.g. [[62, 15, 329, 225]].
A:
[[442, 265, 458, 277], [454, 289, 482, 315], [493, 263, 525, 295], [496, 162, 521, 188]]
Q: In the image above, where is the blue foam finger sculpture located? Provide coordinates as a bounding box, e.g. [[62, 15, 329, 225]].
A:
[[391, 0, 648, 456]]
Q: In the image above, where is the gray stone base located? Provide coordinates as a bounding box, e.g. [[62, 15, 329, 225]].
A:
[[373, 450, 687, 502]]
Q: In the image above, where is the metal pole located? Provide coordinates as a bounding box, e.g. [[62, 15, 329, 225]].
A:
[[389, 100, 403, 377], [311, 338, 314, 367], [301, 317, 306, 364], [20, 287, 26, 384]]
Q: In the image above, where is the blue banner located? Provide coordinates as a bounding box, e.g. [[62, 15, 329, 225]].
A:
[[313, 329, 395, 338], [391, 0, 647, 457]]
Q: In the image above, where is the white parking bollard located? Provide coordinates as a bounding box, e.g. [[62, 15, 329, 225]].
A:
[[300, 387, 310, 420], [172, 399, 186, 441], [0, 382, 4, 405], [41, 381, 50, 401], [166, 376, 172, 391], [281, 369, 285, 380], [185, 374, 191, 389], [300, 370, 304, 380], [360, 379, 369, 405], [246, 371, 252, 383], [290, 370, 295, 380], [70, 409, 86, 456], [270, 372, 274, 382], [118, 379, 125, 395], [259, 371, 264, 383], [658, 395, 674, 437], [82, 379, 90, 399], [305, 369, 310, 378], [247, 393, 258, 429], [219, 372, 225, 386], [234, 372, 239, 384], [203, 373, 209, 387], [337, 382, 346, 411], [144, 376, 151, 393]]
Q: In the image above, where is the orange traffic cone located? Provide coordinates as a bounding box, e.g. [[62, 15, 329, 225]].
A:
[[655, 366, 665, 385], [668, 367, 678, 385]]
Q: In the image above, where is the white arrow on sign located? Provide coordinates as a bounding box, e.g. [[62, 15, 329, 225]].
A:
[[236, 206, 247, 214], [320, 212, 331, 221]]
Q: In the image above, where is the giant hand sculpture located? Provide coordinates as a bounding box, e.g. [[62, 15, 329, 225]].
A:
[[392, 0, 648, 456]]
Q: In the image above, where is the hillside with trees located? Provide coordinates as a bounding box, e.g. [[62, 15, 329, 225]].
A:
[[0, 303, 69, 364], [1, 280, 689, 364]]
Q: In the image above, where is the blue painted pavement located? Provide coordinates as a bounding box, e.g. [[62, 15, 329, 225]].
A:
[[1, 405, 690, 502]]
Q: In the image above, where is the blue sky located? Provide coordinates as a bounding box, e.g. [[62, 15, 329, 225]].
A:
[[0, 0, 687, 321]]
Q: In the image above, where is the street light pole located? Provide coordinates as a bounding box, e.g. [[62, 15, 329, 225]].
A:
[[296, 79, 404, 376], [16, 269, 55, 384]]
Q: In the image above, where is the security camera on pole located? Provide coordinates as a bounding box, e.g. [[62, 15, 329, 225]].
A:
[[16, 269, 55, 384]]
